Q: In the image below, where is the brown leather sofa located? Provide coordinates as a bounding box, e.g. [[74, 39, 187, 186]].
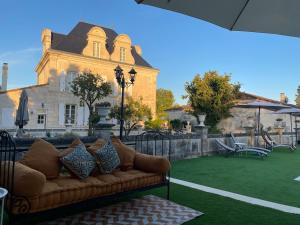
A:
[[7, 151, 170, 215]]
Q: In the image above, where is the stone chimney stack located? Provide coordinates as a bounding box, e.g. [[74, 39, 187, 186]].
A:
[[280, 92, 288, 103], [41, 28, 52, 54], [1, 63, 8, 91]]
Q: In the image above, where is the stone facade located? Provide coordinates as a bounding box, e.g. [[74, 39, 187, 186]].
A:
[[165, 92, 299, 134], [0, 22, 159, 132]]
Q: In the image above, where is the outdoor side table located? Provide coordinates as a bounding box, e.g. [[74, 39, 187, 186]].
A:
[[0, 188, 8, 225]]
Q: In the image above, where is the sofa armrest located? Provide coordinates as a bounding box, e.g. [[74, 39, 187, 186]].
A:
[[1, 162, 46, 198], [134, 153, 171, 174]]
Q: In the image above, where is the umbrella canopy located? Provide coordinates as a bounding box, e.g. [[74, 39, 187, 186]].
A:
[[274, 107, 300, 145], [136, 0, 300, 38], [235, 101, 289, 145], [15, 90, 29, 128]]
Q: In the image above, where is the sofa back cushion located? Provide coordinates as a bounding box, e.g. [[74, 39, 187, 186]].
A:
[[111, 137, 136, 171], [20, 139, 60, 179], [60, 144, 96, 179], [92, 140, 120, 174], [0, 162, 46, 197]]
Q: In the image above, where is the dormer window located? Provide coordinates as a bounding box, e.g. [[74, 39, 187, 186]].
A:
[[120, 47, 126, 62], [93, 41, 100, 58]]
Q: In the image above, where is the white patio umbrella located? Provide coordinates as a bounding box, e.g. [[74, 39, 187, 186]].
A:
[[235, 101, 289, 145], [136, 0, 300, 38], [15, 90, 29, 137], [274, 107, 300, 145]]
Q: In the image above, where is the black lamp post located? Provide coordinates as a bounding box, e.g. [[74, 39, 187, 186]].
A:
[[114, 65, 137, 140]]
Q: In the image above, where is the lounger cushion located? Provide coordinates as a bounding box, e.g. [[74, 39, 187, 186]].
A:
[[20, 139, 60, 179], [87, 139, 106, 154]]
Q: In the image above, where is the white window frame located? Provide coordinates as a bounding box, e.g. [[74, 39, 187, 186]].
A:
[[65, 104, 76, 125], [65, 71, 77, 92], [93, 41, 100, 58], [120, 47, 126, 62], [37, 114, 46, 124]]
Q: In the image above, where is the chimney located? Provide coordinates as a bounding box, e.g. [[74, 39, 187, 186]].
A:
[[41, 28, 52, 54], [280, 92, 288, 103], [1, 63, 8, 91]]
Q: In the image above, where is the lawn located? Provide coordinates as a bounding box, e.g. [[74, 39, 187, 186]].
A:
[[148, 184, 300, 225], [171, 146, 300, 208]]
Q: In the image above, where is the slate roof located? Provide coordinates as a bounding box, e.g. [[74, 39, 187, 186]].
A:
[[50, 22, 153, 68]]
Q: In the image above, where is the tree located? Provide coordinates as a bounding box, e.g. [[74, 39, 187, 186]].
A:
[[71, 72, 112, 136], [109, 97, 152, 137], [296, 85, 300, 106], [156, 88, 175, 118], [183, 71, 240, 131]]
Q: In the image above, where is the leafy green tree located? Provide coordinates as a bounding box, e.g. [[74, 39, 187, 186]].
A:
[[169, 119, 182, 131], [156, 88, 175, 118], [109, 97, 152, 137], [144, 118, 165, 131], [296, 85, 300, 106], [183, 71, 240, 131], [71, 72, 112, 136]]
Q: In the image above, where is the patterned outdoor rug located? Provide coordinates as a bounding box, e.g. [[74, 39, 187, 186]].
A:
[[39, 195, 203, 225]]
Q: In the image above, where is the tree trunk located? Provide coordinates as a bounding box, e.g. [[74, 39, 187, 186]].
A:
[[88, 106, 93, 136]]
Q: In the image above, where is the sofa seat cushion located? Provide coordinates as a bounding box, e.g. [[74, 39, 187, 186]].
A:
[[11, 170, 164, 214]]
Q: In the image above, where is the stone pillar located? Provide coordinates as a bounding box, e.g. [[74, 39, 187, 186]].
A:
[[194, 125, 208, 156], [1, 63, 8, 91], [94, 122, 115, 139]]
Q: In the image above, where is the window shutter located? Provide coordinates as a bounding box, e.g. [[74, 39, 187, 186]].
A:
[[59, 72, 66, 92], [58, 103, 65, 126], [77, 106, 84, 126], [83, 104, 89, 126], [0, 108, 2, 127]]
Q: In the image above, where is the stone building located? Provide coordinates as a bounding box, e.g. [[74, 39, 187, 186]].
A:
[[165, 92, 298, 133], [0, 22, 159, 135]]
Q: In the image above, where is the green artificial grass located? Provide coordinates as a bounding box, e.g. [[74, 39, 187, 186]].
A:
[[171, 146, 300, 207], [148, 184, 300, 225]]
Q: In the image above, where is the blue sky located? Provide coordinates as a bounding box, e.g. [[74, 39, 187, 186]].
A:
[[1, 0, 300, 104]]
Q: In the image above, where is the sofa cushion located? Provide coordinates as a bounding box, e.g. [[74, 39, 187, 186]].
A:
[[20, 139, 60, 179], [134, 152, 171, 174], [60, 144, 96, 179], [11, 170, 164, 214], [93, 140, 120, 174], [0, 162, 46, 198], [111, 137, 136, 171], [87, 139, 106, 154], [59, 138, 83, 158]]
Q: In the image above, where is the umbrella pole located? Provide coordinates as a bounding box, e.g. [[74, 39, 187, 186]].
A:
[[290, 113, 294, 146], [257, 107, 261, 146]]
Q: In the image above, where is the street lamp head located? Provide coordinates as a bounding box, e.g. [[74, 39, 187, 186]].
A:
[[128, 68, 137, 84], [114, 65, 123, 84]]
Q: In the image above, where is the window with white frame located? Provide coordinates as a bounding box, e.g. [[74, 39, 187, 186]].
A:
[[65, 71, 77, 92], [120, 47, 126, 62], [93, 41, 100, 58], [65, 104, 76, 124], [37, 114, 45, 124]]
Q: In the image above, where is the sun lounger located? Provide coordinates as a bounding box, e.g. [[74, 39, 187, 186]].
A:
[[230, 133, 271, 153], [215, 139, 267, 158], [261, 130, 295, 151]]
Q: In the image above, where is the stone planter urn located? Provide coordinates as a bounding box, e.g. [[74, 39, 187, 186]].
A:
[[96, 102, 111, 122], [197, 113, 206, 127]]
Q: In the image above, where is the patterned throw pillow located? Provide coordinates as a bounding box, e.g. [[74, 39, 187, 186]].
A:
[[94, 140, 120, 174], [60, 144, 96, 179]]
